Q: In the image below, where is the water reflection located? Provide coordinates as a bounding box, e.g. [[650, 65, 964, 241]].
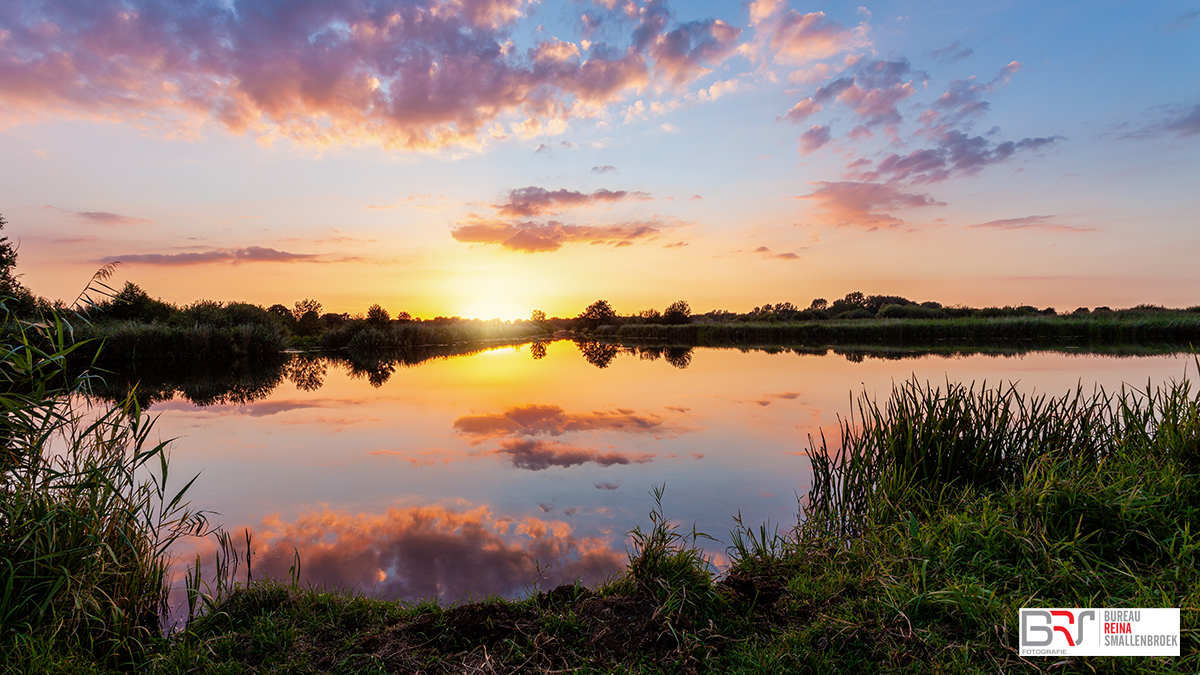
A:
[[88, 341, 1193, 411], [235, 504, 623, 602], [454, 404, 682, 471], [576, 340, 620, 368], [529, 341, 548, 360]]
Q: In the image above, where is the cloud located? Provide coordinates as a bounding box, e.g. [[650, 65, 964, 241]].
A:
[[494, 438, 654, 471], [594, 482, 620, 490], [0, 0, 735, 151], [495, 186, 650, 217], [782, 59, 923, 128], [1163, 103, 1200, 137], [929, 41, 973, 63], [591, 165, 617, 173], [450, 217, 662, 252], [649, 18, 742, 85], [101, 246, 319, 265], [968, 215, 1095, 233], [748, 3, 868, 65], [69, 210, 154, 225], [1166, 10, 1199, 31], [852, 131, 1063, 184], [798, 124, 831, 154], [244, 504, 622, 602], [454, 404, 667, 439], [796, 181, 944, 229], [753, 391, 802, 406], [921, 62, 1022, 129], [750, 245, 800, 260], [1113, 102, 1200, 140]]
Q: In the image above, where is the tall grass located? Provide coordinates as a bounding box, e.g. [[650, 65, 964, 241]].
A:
[[75, 320, 288, 362], [804, 369, 1200, 536], [1, 302, 206, 668]]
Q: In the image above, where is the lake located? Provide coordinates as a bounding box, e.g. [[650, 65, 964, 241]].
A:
[[135, 340, 1194, 604]]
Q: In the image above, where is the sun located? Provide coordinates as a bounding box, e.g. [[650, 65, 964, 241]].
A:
[[457, 298, 530, 321]]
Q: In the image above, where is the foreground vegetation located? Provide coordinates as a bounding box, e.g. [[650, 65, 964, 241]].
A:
[[0, 301, 205, 670]]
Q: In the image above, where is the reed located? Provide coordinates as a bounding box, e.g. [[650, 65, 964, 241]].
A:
[[612, 313, 1200, 346], [0, 302, 206, 669], [75, 321, 289, 362]]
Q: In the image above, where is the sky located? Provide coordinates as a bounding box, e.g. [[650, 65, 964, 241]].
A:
[[1, 0, 1198, 320]]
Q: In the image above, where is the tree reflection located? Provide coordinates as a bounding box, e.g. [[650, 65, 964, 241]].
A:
[[529, 341, 547, 360], [576, 341, 619, 369], [663, 346, 693, 370], [285, 354, 326, 391]]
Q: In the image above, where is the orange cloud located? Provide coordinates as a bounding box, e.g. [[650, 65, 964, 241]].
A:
[[450, 217, 663, 252]]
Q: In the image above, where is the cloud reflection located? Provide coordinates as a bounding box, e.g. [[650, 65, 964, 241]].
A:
[[248, 504, 623, 602]]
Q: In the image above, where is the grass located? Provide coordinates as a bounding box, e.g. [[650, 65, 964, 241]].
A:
[[0, 302, 206, 672], [74, 320, 290, 363]]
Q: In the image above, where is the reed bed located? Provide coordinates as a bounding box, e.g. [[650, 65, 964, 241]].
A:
[[75, 321, 289, 362], [1, 306, 205, 670], [321, 319, 547, 351], [610, 313, 1200, 346]]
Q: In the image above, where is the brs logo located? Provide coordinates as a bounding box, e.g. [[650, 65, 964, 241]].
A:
[[1021, 609, 1096, 647]]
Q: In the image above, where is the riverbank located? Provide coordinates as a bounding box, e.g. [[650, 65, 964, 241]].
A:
[[598, 312, 1200, 348]]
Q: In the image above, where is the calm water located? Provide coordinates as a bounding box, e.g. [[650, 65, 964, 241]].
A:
[[141, 341, 1194, 604]]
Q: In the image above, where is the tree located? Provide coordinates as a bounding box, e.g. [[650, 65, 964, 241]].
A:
[[638, 308, 662, 322], [268, 304, 298, 332], [295, 310, 326, 336], [292, 299, 322, 322], [0, 214, 39, 314], [531, 309, 547, 323], [575, 299, 616, 331], [663, 300, 692, 325], [366, 303, 390, 327]]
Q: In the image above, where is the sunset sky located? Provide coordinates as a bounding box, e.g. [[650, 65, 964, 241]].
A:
[[2, 0, 1197, 319]]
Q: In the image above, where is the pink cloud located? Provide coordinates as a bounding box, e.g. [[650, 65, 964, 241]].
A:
[[796, 181, 944, 229], [798, 124, 831, 154], [968, 215, 1095, 233], [243, 503, 623, 602], [649, 18, 742, 85], [100, 246, 319, 265], [0, 0, 731, 150], [494, 438, 655, 471], [454, 404, 668, 438], [71, 210, 154, 225], [495, 186, 651, 217]]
